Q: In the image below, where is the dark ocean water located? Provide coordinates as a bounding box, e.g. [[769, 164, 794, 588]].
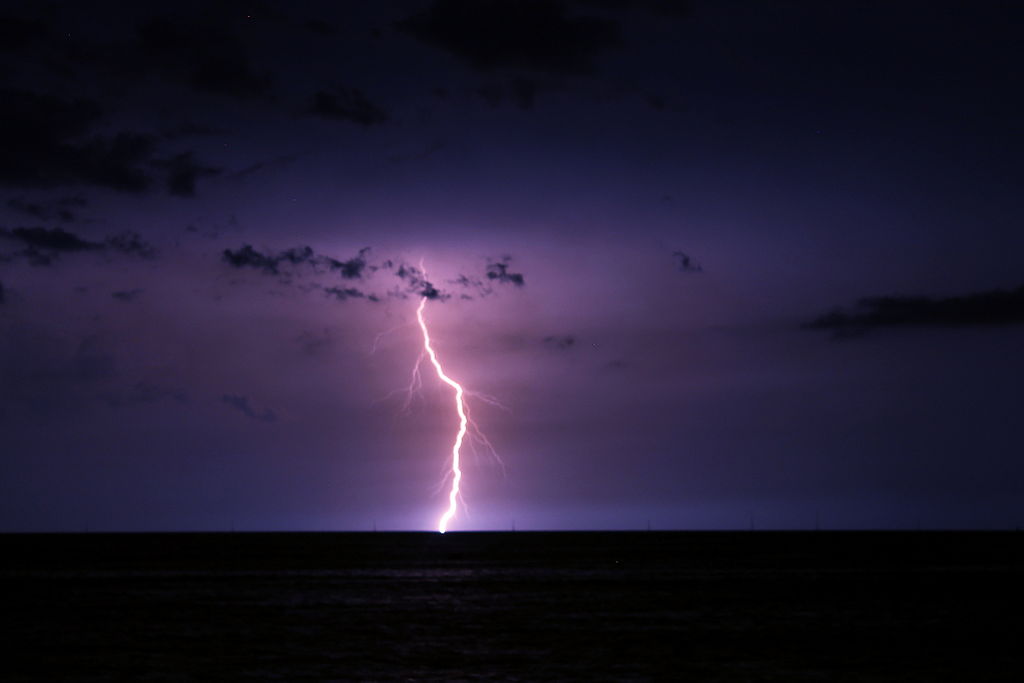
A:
[[1, 531, 1021, 681]]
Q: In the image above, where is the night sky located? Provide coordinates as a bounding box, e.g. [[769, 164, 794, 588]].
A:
[[2, 0, 1022, 532]]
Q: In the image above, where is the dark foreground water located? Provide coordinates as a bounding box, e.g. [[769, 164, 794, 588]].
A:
[[1, 531, 1021, 681]]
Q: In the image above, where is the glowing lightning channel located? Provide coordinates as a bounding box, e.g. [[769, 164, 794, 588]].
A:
[[415, 297, 467, 533]]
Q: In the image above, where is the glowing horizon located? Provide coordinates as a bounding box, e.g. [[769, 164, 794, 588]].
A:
[[415, 297, 467, 533]]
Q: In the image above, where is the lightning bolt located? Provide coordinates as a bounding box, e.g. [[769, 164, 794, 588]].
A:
[[415, 296, 467, 533]]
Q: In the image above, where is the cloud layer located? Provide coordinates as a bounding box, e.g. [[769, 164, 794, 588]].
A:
[[397, 0, 620, 74], [808, 285, 1024, 335]]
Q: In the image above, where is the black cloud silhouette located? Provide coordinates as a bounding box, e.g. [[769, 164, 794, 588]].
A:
[[808, 284, 1024, 336], [221, 394, 276, 423], [673, 250, 702, 273], [0, 89, 154, 193], [0, 88, 221, 197], [154, 152, 222, 197], [111, 289, 143, 302], [397, 0, 619, 74], [310, 87, 389, 126], [222, 244, 372, 278], [0, 227, 157, 265], [486, 257, 525, 286], [7, 196, 87, 223]]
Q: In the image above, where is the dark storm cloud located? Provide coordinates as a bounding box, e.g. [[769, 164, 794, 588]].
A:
[[159, 121, 227, 140], [134, 15, 272, 100], [396, 0, 620, 74], [0, 89, 155, 193], [329, 247, 371, 279], [223, 244, 281, 273], [221, 394, 277, 423], [394, 263, 448, 300], [808, 284, 1024, 335], [449, 273, 491, 298], [111, 289, 143, 302], [7, 196, 87, 223], [103, 381, 188, 408], [6, 198, 49, 221], [105, 232, 157, 259], [3, 8, 272, 101], [222, 244, 372, 277], [222, 244, 313, 274], [442, 258, 529, 299], [231, 154, 300, 179], [1, 227, 102, 253], [573, 0, 692, 16], [222, 245, 521, 303], [1, 89, 220, 197], [154, 152, 222, 198], [543, 334, 576, 350], [0, 227, 156, 265], [673, 250, 702, 273], [309, 87, 389, 126], [323, 286, 366, 301], [472, 78, 546, 109], [486, 257, 525, 286], [0, 13, 48, 53], [420, 283, 443, 300]]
